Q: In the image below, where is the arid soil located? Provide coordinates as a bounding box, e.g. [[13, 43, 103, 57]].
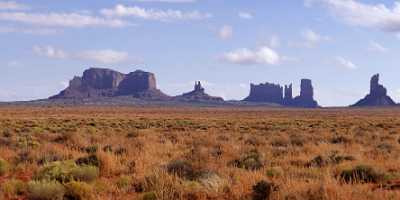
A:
[[0, 106, 400, 200]]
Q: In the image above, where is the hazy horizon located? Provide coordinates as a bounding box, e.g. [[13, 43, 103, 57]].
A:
[[1, 0, 400, 106]]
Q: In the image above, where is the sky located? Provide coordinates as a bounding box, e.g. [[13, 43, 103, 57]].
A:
[[1, 0, 400, 106]]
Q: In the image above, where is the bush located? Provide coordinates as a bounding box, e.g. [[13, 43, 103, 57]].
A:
[[2, 179, 27, 197], [64, 181, 93, 200], [166, 160, 197, 180], [339, 165, 385, 184], [0, 158, 9, 175], [252, 180, 275, 200], [35, 161, 99, 183], [117, 175, 132, 190], [76, 155, 101, 167], [70, 165, 99, 183], [229, 150, 263, 171], [27, 180, 65, 200], [142, 192, 157, 200]]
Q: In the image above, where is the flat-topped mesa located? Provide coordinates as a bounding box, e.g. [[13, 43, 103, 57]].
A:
[[352, 74, 396, 107], [291, 79, 319, 108], [173, 81, 224, 102], [50, 68, 169, 100], [243, 82, 284, 104]]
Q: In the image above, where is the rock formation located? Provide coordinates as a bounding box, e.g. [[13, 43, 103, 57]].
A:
[[243, 79, 319, 108], [243, 83, 283, 104], [173, 81, 224, 102], [51, 68, 169, 100], [283, 84, 293, 105], [291, 79, 318, 108], [352, 74, 396, 107]]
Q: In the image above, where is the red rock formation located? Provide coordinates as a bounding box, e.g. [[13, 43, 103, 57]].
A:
[[173, 81, 224, 102], [352, 74, 396, 107], [50, 68, 169, 100]]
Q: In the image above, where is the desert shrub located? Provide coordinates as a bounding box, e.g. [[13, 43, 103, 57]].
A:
[[37, 152, 63, 165], [35, 161, 98, 183], [114, 147, 128, 156], [84, 145, 98, 154], [339, 165, 386, 184], [330, 135, 351, 144], [229, 150, 263, 170], [197, 171, 226, 192], [166, 160, 197, 180], [76, 154, 101, 167], [266, 167, 283, 178], [27, 180, 65, 200], [0, 158, 9, 175], [102, 145, 113, 153], [142, 192, 157, 200], [69, 165, 99, 183], [1, 179, 27, 197], [307, 153, 355, 168], [252, 180, 275, 200], [64, 181, 93, 200], [117, 175, 132, 190], [16, 135, 40, 149]]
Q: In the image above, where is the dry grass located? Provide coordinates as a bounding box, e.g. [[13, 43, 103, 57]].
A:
[[0, 106, 400, 199]]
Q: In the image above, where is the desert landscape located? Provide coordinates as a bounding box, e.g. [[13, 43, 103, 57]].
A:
[[0, 106, 400, 200]]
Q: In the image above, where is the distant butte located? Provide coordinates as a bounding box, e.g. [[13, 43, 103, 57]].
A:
[[173, 81, 224, 102], [243, 79, 319, 108], [352, 74, 396, 107], [50, 68, 169, 101]]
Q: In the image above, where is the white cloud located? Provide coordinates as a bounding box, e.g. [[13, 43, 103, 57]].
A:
[[219, 25, 232, 40], [335, 56, 357, 69], [368, 41, 387, 53], [238, 12, 253, 19], [0, 1, 29, 10], [0, 12, 128, 28], [222, 46, 281, 65], [0, 26, 59, 35], [77, 50, 129, 64], [33, 46, 130, 64], [33, 46, 68, 59], [100, 4, 211, 21], [307, 0, 400, 33], [301, 29, 330, 47], [132, 0, 197, 2]]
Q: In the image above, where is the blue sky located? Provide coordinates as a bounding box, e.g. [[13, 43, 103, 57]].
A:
[[1, 0, 400, 106]]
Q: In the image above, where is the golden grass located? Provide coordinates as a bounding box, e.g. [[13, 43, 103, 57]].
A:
[[0, 106, 400, 199]]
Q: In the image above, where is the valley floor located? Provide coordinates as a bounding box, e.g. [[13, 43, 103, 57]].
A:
[[0, 106, 400, 199]]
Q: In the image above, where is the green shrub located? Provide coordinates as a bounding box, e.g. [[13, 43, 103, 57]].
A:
[[0, 158, 9, 175], [70, 165, 99, 183], [2, 179, 27, 197], [35, 161, 98, 183], [228, 150, 263, 170], [27, 180, 65, 200], [64, 181, 93, 200], [142, 192, 157, 200], [117, 175, 132, 189], [339, 165, 385, 184]]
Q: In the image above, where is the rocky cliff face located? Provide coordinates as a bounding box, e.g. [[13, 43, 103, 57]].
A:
[[291, 79, 318, 108], [51, 68, 169, 100], [352, 74, 396, 107], [173, 81, 224, 102], [243, 79, 319, 108], [243, 83, 283, 104]]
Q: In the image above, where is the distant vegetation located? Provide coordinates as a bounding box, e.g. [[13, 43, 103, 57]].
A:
[[0, 107, 400, 199]]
